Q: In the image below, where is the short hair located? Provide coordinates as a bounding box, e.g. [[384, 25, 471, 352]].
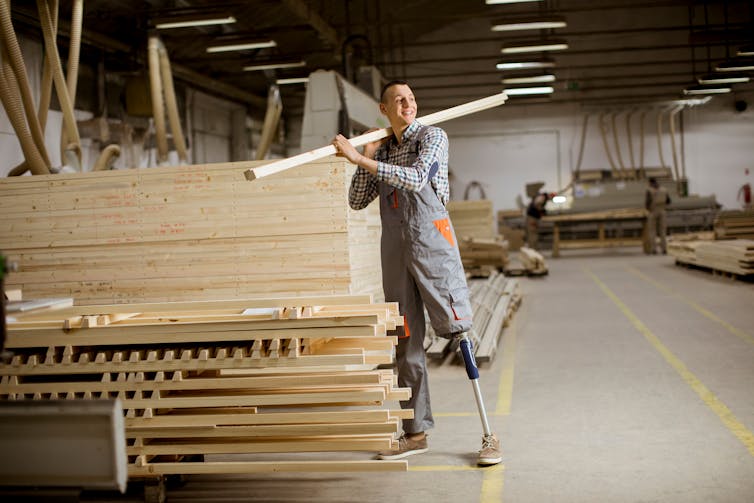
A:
[[380, 80, 409, 103], [649, 177, 658, 186]]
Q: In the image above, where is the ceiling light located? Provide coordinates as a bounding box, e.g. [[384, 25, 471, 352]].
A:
[[502, 40, 568, 54], [154, 14, 236, 29], [486, 0, 543, 4], [244, 60, 307, 71], [697, 73, 750, 85], [715, 59, 754, 71], [502, 73, 555, 84], [491, 17, 566, 32], [276, 77, 309, 85], [683, 84, 731, 95], [505, 86, 554, 96], [737, 44, 754, 57], [496, 59, 555, 70], [207, 39, 276, 53], [552, 195, 567, 204]]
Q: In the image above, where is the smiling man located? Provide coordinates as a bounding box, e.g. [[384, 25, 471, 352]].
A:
[[331, 81, 502, 466]]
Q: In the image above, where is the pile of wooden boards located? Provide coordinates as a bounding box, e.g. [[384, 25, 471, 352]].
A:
[[458, 237, 510, 275], [669, 238, 754, 276], [447, 200, 509, 274], [714, 210, 754, 240], [427, 272, 521, 363], [503, 247, 548, 277], [0, 157, 382, 304], [0, 295, 411, 476], [447, 200, 495, 240]]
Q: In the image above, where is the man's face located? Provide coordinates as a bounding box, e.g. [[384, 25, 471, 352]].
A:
[[380, 84, 417, 129]]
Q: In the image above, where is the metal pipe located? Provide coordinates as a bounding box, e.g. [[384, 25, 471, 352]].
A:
[[668, 104, 684, 183]]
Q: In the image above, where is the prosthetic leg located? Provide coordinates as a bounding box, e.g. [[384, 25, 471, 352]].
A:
[[456, 332, 501, 465]]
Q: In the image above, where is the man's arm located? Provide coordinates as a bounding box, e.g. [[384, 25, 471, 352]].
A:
[[348, 167, 379, 210], [333, 127, 448, 193]]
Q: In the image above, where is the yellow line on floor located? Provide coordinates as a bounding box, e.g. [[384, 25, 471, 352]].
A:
[[496, 314, 518, 415], [409, 464, 501, 472], [586, 268, 754, 457], [627, 266, 754, 347], [480, 464, 505, 503]]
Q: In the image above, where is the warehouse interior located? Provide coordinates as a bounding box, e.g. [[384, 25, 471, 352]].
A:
[[0, 1, 753, 502]]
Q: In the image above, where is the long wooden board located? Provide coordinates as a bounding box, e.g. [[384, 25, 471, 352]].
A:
[[244, 92, 508, 180]]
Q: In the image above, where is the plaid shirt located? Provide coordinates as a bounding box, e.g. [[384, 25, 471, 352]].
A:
[[348, 121, 450, 210]]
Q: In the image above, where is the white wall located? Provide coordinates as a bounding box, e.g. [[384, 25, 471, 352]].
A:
[[442, 93, 754, 212]]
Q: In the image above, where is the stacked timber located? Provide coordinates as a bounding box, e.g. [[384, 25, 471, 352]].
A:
[[0, 157, 382, 304], [519, 247, 548, 275], [669, 238, 754, 276], [714, 210, 754, 240], [447, 200, 495, 240], [458, 237, 510, 275], [0, 295, 410, 476], [426, 272, 521, 363]]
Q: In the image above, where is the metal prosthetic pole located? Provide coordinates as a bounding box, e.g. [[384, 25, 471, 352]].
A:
[[457, 332, 492, 436]]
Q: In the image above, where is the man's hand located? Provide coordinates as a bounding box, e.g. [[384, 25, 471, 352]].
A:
[[332, 134, 363, 165], [331, 133, 381, 175]]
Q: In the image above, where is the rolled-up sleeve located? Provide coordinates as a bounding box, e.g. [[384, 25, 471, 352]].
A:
[[375, 128, 448, 193]]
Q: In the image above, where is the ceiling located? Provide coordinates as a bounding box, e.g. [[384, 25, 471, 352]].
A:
[[10, 0, 754, 119]]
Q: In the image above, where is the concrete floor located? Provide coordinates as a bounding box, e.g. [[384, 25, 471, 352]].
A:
[[104, 250, 754, 502]]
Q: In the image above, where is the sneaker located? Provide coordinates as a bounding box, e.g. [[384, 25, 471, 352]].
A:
[[377, 433, 428, 460], [477, 434, 502, 466]]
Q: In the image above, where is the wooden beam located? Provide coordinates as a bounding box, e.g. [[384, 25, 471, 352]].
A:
[[244, 92, 508, 181]]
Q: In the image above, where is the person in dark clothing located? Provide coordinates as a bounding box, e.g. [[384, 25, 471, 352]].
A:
[[526, 192, 548, 249]]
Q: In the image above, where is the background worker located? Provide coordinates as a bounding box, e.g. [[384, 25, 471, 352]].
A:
[[331, 80, 501, 466], [526, 191, 548, 250], [645, 177, 671, 254]]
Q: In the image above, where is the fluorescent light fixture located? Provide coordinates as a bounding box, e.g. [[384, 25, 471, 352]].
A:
[[697, 73, 750, 85], [244, 60, 306, 71], [683, 85, 731, 95], [154, 14, 236, 29], [502, 40, 568, 54], [502, 73, 555, 84], [552, 195, 567, 204], [505, 86, 554, 96], [207, 39, 276, 53], [486, 0, 543, 4], [715, 59, 754, 71], [491, 17, 566, 32], [496, 59, 555, 70], [276, 77, 309, 85], [737, 44, 754, 56]]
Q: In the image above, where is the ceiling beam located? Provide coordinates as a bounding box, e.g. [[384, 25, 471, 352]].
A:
[[281, 0, 340, 49]]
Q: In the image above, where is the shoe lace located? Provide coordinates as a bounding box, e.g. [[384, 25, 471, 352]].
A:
[[481, 435, 497, 451]]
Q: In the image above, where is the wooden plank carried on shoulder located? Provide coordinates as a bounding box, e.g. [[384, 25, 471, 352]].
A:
[[245, 92, 508, 181]]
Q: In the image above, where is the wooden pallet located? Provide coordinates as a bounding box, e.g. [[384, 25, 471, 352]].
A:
[[0, 295, 411, 475], [670, 238, 754, 277], [714, 210, 754, 240]]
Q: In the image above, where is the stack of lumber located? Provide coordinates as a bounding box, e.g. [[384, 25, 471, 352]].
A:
[[714, 210, 754, 240], [669, 239, 754, 276], [519, 247, 548, 275], [458, 237, 510, 274], [427, 272, 521, 363], [447, 200, 495, 240], [504, 247, 548, 276], [0, 295, 411, 476], [0, 157, 382, 304]]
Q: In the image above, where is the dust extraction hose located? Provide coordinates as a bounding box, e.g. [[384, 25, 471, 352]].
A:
[[148, 35, 169, 164], [157, 39, 188, 163], [37, 0, 81, 168], [93, 143, 121, 171], [59, 0, 82, 163], [0, 0, 51, 172]]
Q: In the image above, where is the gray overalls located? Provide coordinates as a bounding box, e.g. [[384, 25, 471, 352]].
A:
[[377, 127, 473, 434]]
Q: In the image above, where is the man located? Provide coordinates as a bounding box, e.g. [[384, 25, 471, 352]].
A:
[[645, 178, 671, 254], [331, 80, 501, 466], [526, 192, 548, 250]]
